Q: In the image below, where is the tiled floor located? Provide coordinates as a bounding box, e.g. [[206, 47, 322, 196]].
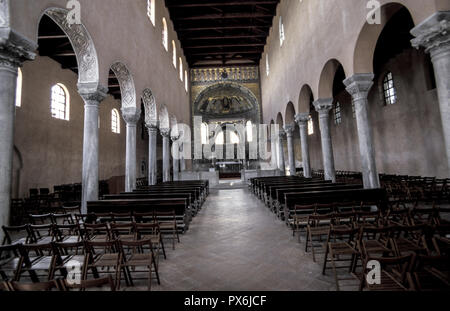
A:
[[143, 188, 346, 291]]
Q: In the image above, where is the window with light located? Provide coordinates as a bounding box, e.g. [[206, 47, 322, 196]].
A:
[[383, 72, 397, 105], [112, 109, 120, 134], [51, 83, 70, 121]]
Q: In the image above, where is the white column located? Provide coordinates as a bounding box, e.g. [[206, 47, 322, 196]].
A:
[[122, 111, 140, 192], [411, 11, 450, 175], [161, 129, 171, 182], [278, 130, 286, 175], [0, 32, 36, 240], [344, 74, 380, 188], [146, 125, 158, 185], [180, 143, 186, 172], [313, 99, 336, 182], [270, 132, 278, 169], [295, 113, 312, 178], [171, 135, 180, 180], [284, 124, 296, 176], [78, 84, 108, 213]]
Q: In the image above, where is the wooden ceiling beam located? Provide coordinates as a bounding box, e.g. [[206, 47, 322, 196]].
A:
[[173, 12, 274, 21], [167, 1, 278, 8]]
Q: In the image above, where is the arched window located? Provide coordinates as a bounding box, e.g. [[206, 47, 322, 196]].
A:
[[162, 18, 168, 51], [179, 58, 183, 81], [147, 0, 155, 26], [111, 109, 120, 134], [184, 70, 188, 92], [15, 68, 23, 107], [51, 83, 70, 121], [230, 131, 240, 145], [383, 71, 397, 105], [215, 131, 224, 145], [334, 101, 342, 125], [266, 54, 270, 77], [279, 16, 285, 46], [172, 40, 177, 68], [308, 116, 314, 136], [201, 123, 208, 144], [246, 121, 253, 142]]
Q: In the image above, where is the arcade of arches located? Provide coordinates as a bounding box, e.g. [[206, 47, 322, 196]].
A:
[[0, 0, 449, 291]]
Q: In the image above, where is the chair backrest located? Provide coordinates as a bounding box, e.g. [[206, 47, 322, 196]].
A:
[[110, 212, 135, 223], [53, 224, 82, 241], [29, 213, 53, 225], [18, 242, 54, 259], [9, 279, 60, 291], [0, 243, 22, 259], [62, 205, 82, 215], [134, 223, 161, 238], [109, 222, 135, 239], [307, 213, 335, 226], [82, 223, 111, 241], [84, 239, 119, 256], [28, 224, 55, 243], [51, 213, 75, 225], [134, 211, 155, 223], [61, 275, 115, 291]]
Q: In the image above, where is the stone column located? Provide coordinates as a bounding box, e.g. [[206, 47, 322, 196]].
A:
[[78, 84, 108, 213], [344, 74, 380, 188], [411, 12, 450, 174], [171, 135, 180, 180], [278, 130, 286, 175], [295, 113, 312, 178], [313, 99, 336, 182], [270, 128, 278, 169], [146, 125, 158, 185], [122, 111, 140, 192], [161, 128, 171, 182], [284, 124, 296, 176], [179, 143, 186, 172], [0, 31, 36, 240]]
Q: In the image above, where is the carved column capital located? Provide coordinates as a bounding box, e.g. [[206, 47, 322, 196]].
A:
[[411, 11, 450, 58], [160, 128, 171, 138], [122, 108, 141, 125], [0, 29, 37, 71], [343, 73, 375, 103], [313, 98, 333, 118], [295, 113, 310, 127], [283, 124, 296, 138], [78, 83, 108, 106], [171, 135, 180, 142], [278, 129, 286, 141]]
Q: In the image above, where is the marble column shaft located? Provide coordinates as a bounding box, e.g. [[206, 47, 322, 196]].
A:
[[278, 131, 286, 175], [161, 129, 171, 182], [123, 112, 140, 192], [411, 12, 450, 174], [79, 85, 108, 213], [284, 124, 296, 176], [314, 99, 336, 182], [295, 113, 312, 178], [0, 27, 37, 242], [147, 125, 158, 185], [344, 74, 380, 189], [171, 136, 180, 180]]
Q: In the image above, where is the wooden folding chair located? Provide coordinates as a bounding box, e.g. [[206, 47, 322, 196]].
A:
[[83, 240, 124, 290], [409, 254, 450, 291], [305, 213, 335, 262], [16, 243, 56, 282], [322, 226, 360, 291], [154, 210, 180, 250], [0, 244, 23, 281], [2, 225, 31, 246], [359, 255, 414, 291], [50, 241, 87, 281], [118, 239, 160, 291]]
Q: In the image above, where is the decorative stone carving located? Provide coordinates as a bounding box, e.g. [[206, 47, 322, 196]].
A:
[[313, 98, 334, 115], [411, 12, 450, 56], [159, 104, 170, 130], [122, 108, 141, 124], [78, 83, 108, 104], [283, 124, 296, 138], [142, 88, 158, 127], [0, 29, 37, 69], [343, 74, 375, 103], [110, 62, 136, 109], [295, 113, 310, 126], [45, 8, 99, 84], [160, 128, 171, 138]]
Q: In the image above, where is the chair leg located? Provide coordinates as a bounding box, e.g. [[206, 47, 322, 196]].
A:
[[330, 249, 340, 291], [160, 237, 167, 260], [322, 244, 329, 275]]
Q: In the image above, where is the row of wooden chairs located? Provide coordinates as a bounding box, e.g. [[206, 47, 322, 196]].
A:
[[1, 275, 115, 291], [0, 237, 160, 291]]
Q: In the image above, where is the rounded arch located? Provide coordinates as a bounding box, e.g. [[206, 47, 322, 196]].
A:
[[142, 88, 157, 127], [285, 102, 296, 125], [39, 7, 99, 85], [276, 112, 284, 126], [110, 61, 137, 111], [318, 59, 346, 99], [353, 3, 414, 74], [298, 84, 314, 113]]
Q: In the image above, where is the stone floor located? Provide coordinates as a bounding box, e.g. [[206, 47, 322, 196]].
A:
[[138, 188, 349, 291]]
